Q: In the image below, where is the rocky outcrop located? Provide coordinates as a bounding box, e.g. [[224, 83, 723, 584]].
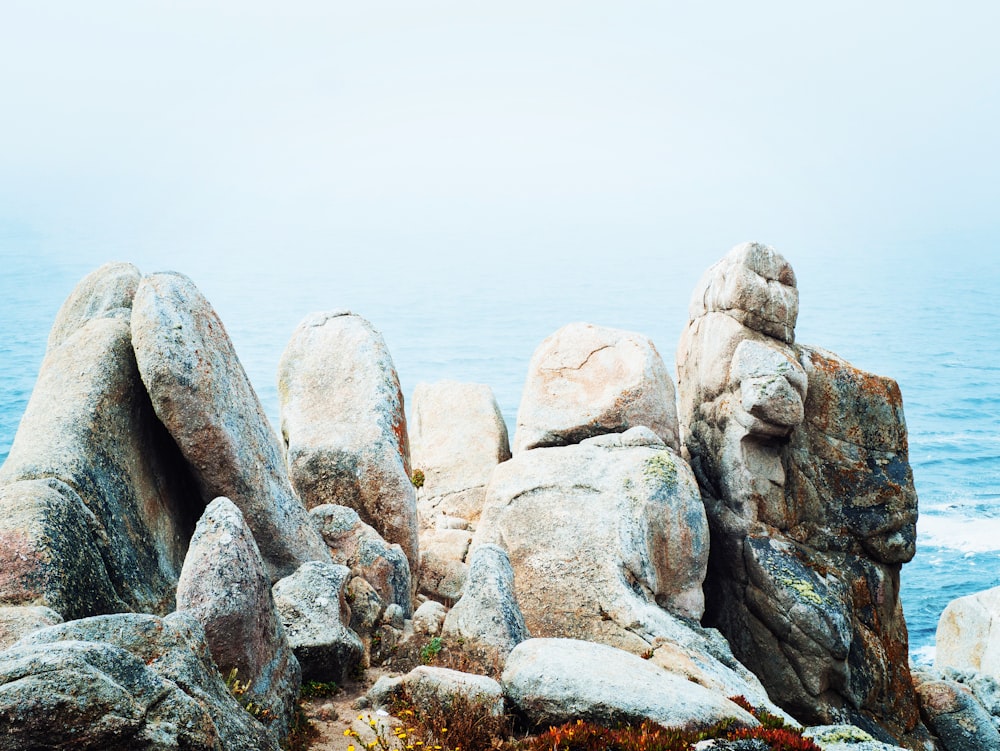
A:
[[802, 725, 907, 750], [501, 638, 758, 732], [441, 543, 529, 659], [175, 498, 300, 735], [677, 242, 924, 744], [311, 503, 411, 615], [368, 665, 504, 716], [0, 612, 278, 750], [278, 310, 419, 577], [272, 561, 364, 684], [935, 585, 1000, 679], [417, 526, 471, 602], [412, 599, 448, 636], [0, 307, 199, 617], [410, 380, 510, 524], [131, 271, 325, 580], [512, 322, 679, 453]]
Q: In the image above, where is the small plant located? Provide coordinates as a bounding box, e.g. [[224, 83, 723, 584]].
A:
[[225, 667, 276, 724], [420, 636, 443, 663], [411, 469, 425, 489], [299, 680, 339, 699]]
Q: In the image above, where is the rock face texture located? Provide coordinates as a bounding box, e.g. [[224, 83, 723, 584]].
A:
[[278, 310, 419, 577], [272, 561, 364, 684], [368, 665, 504, 716], [311, 503, 412, 615], [916, 679, 1000, 751], [501, 638, 758, 732], [677, 243, 924, 744], [512, 322, 679, 453], [0, 605, 62, 651], [46, 261, 141, 352], [0, 274, 200, 617], [442, 543, 529, 659], [475, 428, 708, 634], [935, 585, 1000, 680], [132, 271, 325, 580], [175, 498, 300, 735], [410, 381, 511, 524], [0, 612, 278, 751]]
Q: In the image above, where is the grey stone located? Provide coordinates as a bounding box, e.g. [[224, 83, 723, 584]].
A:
[[368, 665, 504, 716], [412, 599, 447, 636], [131, 271, 325, 581], [175, 497, 300, 735], [441, 544, 528, 659], [278, 310, 419, 577], [512, 322, 680, 453], [0, 605, 62, 650], [312, 503, 412, 615], [46, 261, 141, 351], [501, 638, 758, 732], [802, 725, 906, 750], [273, 561, 364, 684], [917, 679, 1000, 751], [0, 611, 278, 750]]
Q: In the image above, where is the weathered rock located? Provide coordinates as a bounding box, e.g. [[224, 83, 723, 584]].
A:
[[175, 497, 300, 734], [410, 381, 510, 525], [412, 599, 448, 636], [936, 585, 1000, 680], [0, 612, 278, 750], [441, 544, 528, 659], [802, 725, 906, 750], [677, 243, 925, 744], [368, 665, 504, 716], [272, 561, 364, 684], [501, 638, 758, 732], [131, 271, 326, 580], [475, 428, 708, 633], [512, 322, 679, 453], [917, 679, 1000, 751], [312, 503, 411, 614], [0, 605, 61, 650], [278, 310, 419, 577], [418, 527, 471, 602], [0, 313, 199, 617], [346, 576, 385, 637], [46, 261, 141, 351]]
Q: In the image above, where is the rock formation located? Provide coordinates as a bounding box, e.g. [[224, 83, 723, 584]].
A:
[[278, 310, 419, 578], [677, 242, 924, 745], [0, 612, 279, 750], [175, 497, 300, 736], [935, 585, 1000, 680], [0, 264, 200, 619], [132, 272, 326, 581], [512, 322, 679, 453], [272, 560, 364, 684]]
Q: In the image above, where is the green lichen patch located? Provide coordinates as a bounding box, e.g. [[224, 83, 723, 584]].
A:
[[643, 452, 678, 491]]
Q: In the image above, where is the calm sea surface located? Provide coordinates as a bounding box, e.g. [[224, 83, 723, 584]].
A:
[[2, 241, 998, 662]]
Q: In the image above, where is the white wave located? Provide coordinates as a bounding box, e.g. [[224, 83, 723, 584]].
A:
[[920, 515, 1000, 553], [910, 644, 936, 667]]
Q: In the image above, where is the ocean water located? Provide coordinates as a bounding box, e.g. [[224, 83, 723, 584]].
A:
[[2, 240, 998, 662]]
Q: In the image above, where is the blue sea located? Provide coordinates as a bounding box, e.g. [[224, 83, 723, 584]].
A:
[[2, 239, 998, 663]]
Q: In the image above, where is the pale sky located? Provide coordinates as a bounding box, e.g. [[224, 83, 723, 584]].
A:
[[2, 1, 997, 280]]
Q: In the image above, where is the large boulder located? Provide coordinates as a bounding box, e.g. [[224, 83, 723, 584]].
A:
[[936, 585, 1000, 679], [175, 498, 300, 735], [0, 612, 278, 750], [441, 543, 529, 659], [272, 561, 364, 684], [0, 605, 61, 650], [512, 322, 679, 453], [676, 242, 925, 744], [0, 307, 199, 617], [410, 380, 511, 525], [311, 503, 411, 614], [501, 638, 759, 732], [475, 427, 708, 635], [367, 665, 504, 717], [131, 271, 326, 581], [278, 310, 419, 577]]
